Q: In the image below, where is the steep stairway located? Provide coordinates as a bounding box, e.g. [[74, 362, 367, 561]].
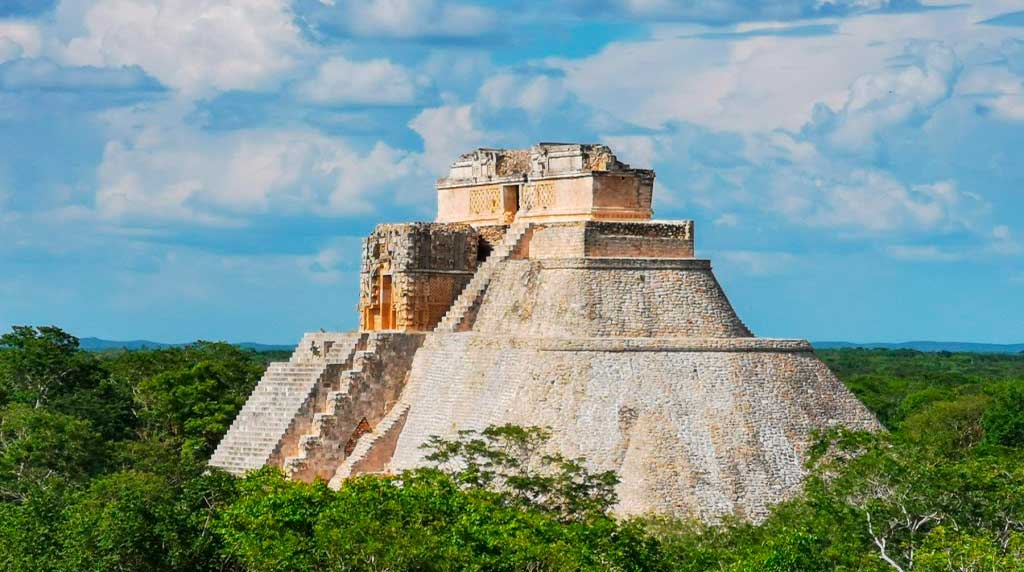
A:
[[282, 333, 424, 482], [209, 332, 363, 475], [434, 221, 531, 333]]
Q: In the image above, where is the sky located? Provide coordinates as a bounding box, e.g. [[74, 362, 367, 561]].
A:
[[0, 0, 1022, 344]]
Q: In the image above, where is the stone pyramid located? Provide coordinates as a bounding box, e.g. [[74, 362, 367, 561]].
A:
[[211, 143, 880, 521]]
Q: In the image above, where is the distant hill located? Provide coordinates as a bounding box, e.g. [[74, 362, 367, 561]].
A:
[[79, 337, 294, 352], [813, 341, 1024, 354], [76, 337, 1023, 354]]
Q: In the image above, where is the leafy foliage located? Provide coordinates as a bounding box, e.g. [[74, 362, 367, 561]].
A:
[[422, 424, 620, 520], [0, 404, 104, 501], [982, 383, 1024, 447], [1, 325, 1024, 571]]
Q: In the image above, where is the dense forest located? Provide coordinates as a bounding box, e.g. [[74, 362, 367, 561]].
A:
[[1, 325, 1023, 571]]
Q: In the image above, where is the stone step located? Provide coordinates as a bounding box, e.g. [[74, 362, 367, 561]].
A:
[[435, 223, 530, 333], [209, 333, 366, 475]]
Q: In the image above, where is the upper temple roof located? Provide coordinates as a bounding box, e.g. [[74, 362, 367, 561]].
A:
[[438, 143, 652, 186]]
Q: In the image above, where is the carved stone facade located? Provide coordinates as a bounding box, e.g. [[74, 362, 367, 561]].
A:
[[212, 142, 881, 523], [437, 143, 654, 225], [359, 223, 478, 332]]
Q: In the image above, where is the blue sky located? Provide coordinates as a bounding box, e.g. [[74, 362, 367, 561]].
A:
[[0, 0, 1022, 344]]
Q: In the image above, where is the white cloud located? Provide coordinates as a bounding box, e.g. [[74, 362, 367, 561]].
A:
[[989, 224, 1022, 256], [714, 213, 740, 227], [555, 19, 892, 132], [408, 104, 485, 174], [885, 244, 962, 262], [94, 106, 422, 225], [585, 124, 987, 236], [0, 58, 159, 91], [559, 0, 895, 24], [717, 250, 797, 275], [554, 9, 1018, 133], [774, 172, 980, 233], [957, 64, 1024, 121], [56, 0, 305, 96], [0, 20, 42, 62], [305, 237, 364, 285], [296, 55, 425, 105], [478, 73, 568, 115], [811, 42, 960, 154], [340, 0, 496, 39], [598, 134, 663, 168]]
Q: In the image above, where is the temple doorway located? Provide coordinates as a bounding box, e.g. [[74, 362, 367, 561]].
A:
[[379, 274, 396, 330], [502, 184, 520, 223]]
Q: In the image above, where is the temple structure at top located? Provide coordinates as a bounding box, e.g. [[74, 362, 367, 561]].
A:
[[355, 143, 691, 333], [436, 143, 654, 225]]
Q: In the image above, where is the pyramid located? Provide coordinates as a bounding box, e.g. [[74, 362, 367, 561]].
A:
[[211, 143, 880, 521]]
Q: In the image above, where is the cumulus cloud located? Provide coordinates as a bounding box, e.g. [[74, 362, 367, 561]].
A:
[[556, 0, 913, 25], [0, 58, 161, 91], [55, 0, 305, 96], [773, 171, 983, 234], [884, 244, 962, 262], [989, 224, 1022, 255], [298, 0, 496, 40], [305, 237, 364, 285], [714, 213, 740, 227], [717, 250, 797, 275], [478, 73, 569, 115], [958, 64, 1024, 121], [295, 55, 426, 105], [556, 18, 895, 131], [408, 104, 486, 173], [0, 20, 42, 62], [807, 42, 961, 154], [94, 106, 422, 225]]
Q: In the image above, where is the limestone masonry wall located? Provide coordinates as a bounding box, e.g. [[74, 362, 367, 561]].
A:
[[388, 334, 880, 521], [272, 333, 423, 482], [471, 258, 751, 338], [527, 221, 694, 259], [360, 224, 478, 331]]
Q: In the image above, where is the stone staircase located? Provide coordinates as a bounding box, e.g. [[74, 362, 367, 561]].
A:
[[209, 332, 362, 475], [434, 221, 531, 333], [328, 402, 411, 487], [281, 333, 425, 483]]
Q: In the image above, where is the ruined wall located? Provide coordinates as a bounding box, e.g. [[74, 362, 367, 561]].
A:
[[526, 224, 587, 258], [475, 224, 508, 254], [387, 334, 881, 521], [436, 144, 655, 225], [276, 332, 424, 482], [590, 172, 654, 220], [470, 258, 751, 338], [526, 221, 694, 259], [360, 223, 478, 331]]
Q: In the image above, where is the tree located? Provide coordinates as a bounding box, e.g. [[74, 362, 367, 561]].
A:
[[214, 468, 333, 572], [60, 471, 179, 572], [0, 404, 104, 501], [0, 486, 65, 572], [0, 326, 105, 409], [982, 384, 1024, 447], [137, 357, 259, 458], [422, 424, 620, 521], [901, 396, 988, 457]]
